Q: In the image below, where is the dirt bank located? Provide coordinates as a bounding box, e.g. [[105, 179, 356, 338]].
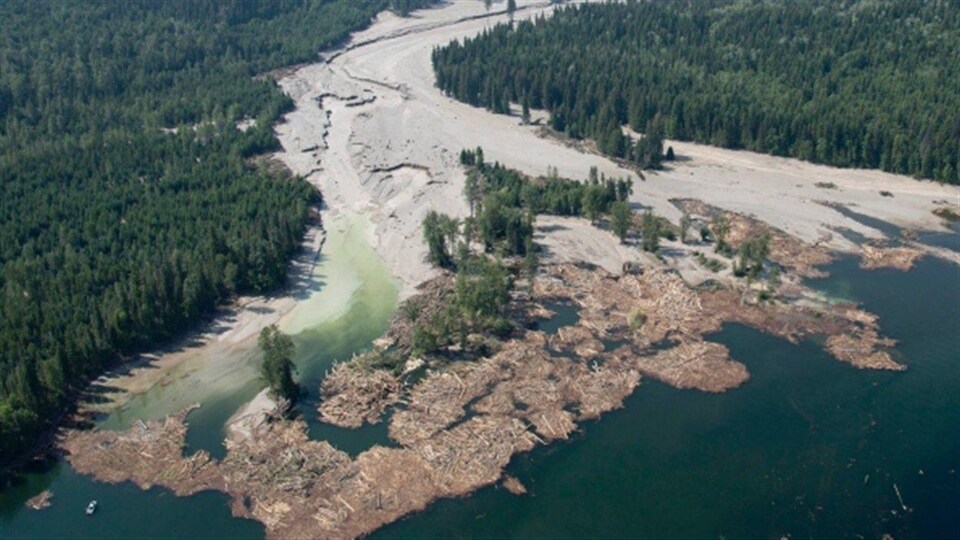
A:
[[55, 0, 943, 536]]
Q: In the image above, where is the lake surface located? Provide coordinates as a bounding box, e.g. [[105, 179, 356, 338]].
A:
[[376, 255, 960, 539], [2, 245, 958, 538]]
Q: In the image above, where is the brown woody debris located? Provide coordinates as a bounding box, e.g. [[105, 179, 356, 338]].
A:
[[62, 243, 905, 538], [636, 340, 749, 392], [826, 333, 904, 371], [25, 490, 53, 510], [389, 360, 502, 446], [502, 475, 527, 495], [319, 363, 401, 428], [860, 245, 924, 271], [673, 199, 833, 277], [62, 406, 223, 496]]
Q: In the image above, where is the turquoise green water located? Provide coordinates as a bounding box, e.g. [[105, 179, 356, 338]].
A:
[[2, 243, 957, 538], [0, 214, 399, 538], [182, 214, 400, 460]]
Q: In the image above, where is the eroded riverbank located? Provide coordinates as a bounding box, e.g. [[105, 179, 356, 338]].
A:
[[5, 2, 959, 538], [60, 216, 909, 538], [0, 212, 397, 538]]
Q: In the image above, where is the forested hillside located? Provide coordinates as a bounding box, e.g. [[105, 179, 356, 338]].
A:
[[433, 0, 960, 182], [0, 0, 430, 466]]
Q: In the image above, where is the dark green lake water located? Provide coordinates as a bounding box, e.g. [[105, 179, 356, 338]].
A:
[[374, 255, 960, 539], [2, 254, 958, 539]]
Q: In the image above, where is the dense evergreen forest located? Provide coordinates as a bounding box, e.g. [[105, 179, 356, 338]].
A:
[[433, 0, 960, 182], [0, 0, 431, 466]]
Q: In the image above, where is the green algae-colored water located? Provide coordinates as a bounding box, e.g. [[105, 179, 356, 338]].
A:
[[2, 245, 958, 538], [0, 214, 398, 539], [181, 213, 400, 460]]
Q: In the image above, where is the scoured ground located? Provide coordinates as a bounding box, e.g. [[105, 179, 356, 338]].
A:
[[63, 231, 902, 538]]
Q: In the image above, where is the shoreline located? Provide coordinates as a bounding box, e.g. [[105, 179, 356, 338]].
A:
[[62, 217, 910, 537], [45, 0, 956, 471], [75, 211, 327, 418], [9, 0, 959, 467], [5, 2, 958, 539]]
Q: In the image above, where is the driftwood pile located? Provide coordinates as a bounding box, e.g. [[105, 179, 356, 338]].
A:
[[859, 244, 924, 271], [24, 490, 53, 510], [636, 340, 749, 392], [673, 198, 833, 278], [389, 360, 501, 446], [826, 332, 902, 371], [61, 243, 907, 539], [319, 363, 401, 428], [700, 289, 904, 371], [63, 406, 222, 496]]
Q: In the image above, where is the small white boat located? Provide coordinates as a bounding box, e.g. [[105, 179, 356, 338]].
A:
[[85, 500, 97, 515]]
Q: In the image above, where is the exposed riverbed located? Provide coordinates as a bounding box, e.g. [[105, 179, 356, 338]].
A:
[[2, 1, 958, 537]]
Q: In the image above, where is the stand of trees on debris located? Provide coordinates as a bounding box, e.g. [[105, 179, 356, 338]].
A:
[[419, 148, 783, 355], [259, 325, 299, 402], [418, 148, 640, 357], [433, 0, 960, 182], [427, 148, 634, 267], [0, 0, 433, 466]]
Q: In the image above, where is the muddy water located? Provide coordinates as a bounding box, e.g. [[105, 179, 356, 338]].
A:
[[0, 213, 398, 538]]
